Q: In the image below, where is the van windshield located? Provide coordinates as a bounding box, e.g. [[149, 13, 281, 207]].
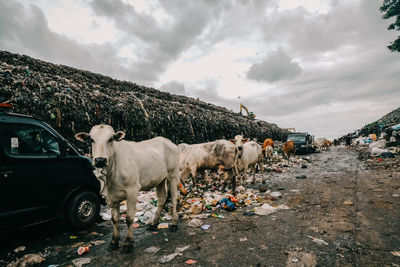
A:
[[288, 135, 306, 142]]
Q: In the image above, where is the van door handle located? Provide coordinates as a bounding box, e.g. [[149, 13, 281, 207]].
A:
[[0, 169, 13, 178]]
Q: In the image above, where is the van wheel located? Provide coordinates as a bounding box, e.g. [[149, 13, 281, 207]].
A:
[[66, 191, 100, 230]]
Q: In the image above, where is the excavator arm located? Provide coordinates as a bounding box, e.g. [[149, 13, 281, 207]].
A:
[[239, 103, 256, 118]]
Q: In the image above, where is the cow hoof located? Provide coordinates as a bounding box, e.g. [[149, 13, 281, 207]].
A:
[[107, 242, 119, 252], [169, 225, 178, 232], [147, 224, 158, 231], [120, 245, 133, 254]]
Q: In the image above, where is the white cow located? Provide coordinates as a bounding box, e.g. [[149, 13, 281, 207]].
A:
[[178, 139, 239, 192], [264, 145, 274, 163], [234, 137, 265, 184], [75, 125, 179, 254], [316, 137, 328, 151]]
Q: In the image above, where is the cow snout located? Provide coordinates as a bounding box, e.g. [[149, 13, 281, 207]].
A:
[[238, 146, 243, 151], [95, 157, 107, 168]]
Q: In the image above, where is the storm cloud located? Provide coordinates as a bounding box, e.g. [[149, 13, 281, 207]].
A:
[[246, 49, 303, 83]]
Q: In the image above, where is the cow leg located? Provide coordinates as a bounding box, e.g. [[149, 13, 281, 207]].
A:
[[121, 190, 138, 254], [251, 164, 257, 184], [221, 170, 228, 192], [231, 172, 236, 195], [190, 166, 198, 188], [168, 172, 179, 232], [259, 160, 265, 184], [108, 205, 120, 251], [148, 180, 168, 231]]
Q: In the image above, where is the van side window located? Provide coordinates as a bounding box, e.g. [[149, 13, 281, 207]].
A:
[[2, 123, 60, 156]]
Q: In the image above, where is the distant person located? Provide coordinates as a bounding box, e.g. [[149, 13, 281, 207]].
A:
[[333, 139, 338, 146], [345, 135, 351, 149]]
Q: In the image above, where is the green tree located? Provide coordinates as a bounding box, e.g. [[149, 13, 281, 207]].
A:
[[380, 0, 400, 52]]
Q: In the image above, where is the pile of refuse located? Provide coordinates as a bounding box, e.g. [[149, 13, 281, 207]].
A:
[[100, 184, 291, 229], [355, 133, 400, 170], [99, 152, 310, 229], [0, 51, 288, 153]]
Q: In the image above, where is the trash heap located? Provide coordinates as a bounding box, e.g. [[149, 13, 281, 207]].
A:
[[354, 133, 400, 170], [99, 152, 312, 229], [0, 51, 288, 153]]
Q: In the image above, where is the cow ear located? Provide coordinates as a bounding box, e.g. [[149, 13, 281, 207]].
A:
[[114, 131, 125, 141], [229, 139, 235, 144], [243, 138, 250, 143], [75, 132, 90, 142]]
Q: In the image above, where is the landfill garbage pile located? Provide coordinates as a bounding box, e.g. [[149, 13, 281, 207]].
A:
[[358, 106, 400, 136], [0, 51, 288, 153]]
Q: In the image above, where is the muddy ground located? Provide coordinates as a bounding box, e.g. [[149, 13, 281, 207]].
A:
[[1, 146, 400, 266]]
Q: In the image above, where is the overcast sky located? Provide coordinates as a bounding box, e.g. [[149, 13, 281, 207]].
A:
[[1, 0, 399, 139]]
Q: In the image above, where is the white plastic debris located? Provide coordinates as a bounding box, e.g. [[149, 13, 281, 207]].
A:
[[144, 246, 161, 253], [72, 257, 91, 267], [371, 147, 389, 155], [158, 245, 190, 263], [307, 235, 328, 246], [254, 204, 276, 216], [159, 252, 181, 263], [269, 192, 282, 198], [100, 209, 111, 221], [188, 219, 203, 227], [14, 246, 26, 253], [175, 245, 190, 253]]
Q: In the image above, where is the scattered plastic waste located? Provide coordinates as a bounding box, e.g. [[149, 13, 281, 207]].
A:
[[10, 253, 45, 266], [343, 200, 353, 205], [77, 246, 90, 255], [307, 235, 328, 246], [185, 259, 197, 264], [144, 246, 161, 253], [159, 253, 181, 263], [219, 198, 236, 211], [254, 204, 276, 216], [158, 223, 169, 229], [72, 257, 91, 267], [14, 246, 26, 253], [201, 224, 211, 230], [188, 219, 203, 227], [175, 245, 190, 253], [269, 192, 282, 198], [90, 240, 106, 246], [240, 237, 247, 242], [391, 251, 400, 257], [159, 245, 190, 263]]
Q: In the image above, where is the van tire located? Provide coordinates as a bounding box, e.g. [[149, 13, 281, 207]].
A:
[[65, 191, 100, 230]]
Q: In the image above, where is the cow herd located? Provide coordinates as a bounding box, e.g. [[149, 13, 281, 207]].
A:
[[74, 124, 279, 253]]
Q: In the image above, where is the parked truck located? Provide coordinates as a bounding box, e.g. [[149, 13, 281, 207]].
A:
[[287, 132, 315, 154]]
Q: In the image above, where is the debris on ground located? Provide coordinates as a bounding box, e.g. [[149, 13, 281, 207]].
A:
[[144, 246, 161, 254], [77, 246, 90, 255], [188, 219, 203, 228], [158, 245, 190, 263], [307, 236, 328, 246], [13, 246, 26, 253], [72, 257, 91, 267], [8, 253, 45, 267]]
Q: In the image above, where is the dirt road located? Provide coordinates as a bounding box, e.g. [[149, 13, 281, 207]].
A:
[[2, 147, 400, 266]]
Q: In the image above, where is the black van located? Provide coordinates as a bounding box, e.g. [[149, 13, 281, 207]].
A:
[[0, 106, 102, 232]]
